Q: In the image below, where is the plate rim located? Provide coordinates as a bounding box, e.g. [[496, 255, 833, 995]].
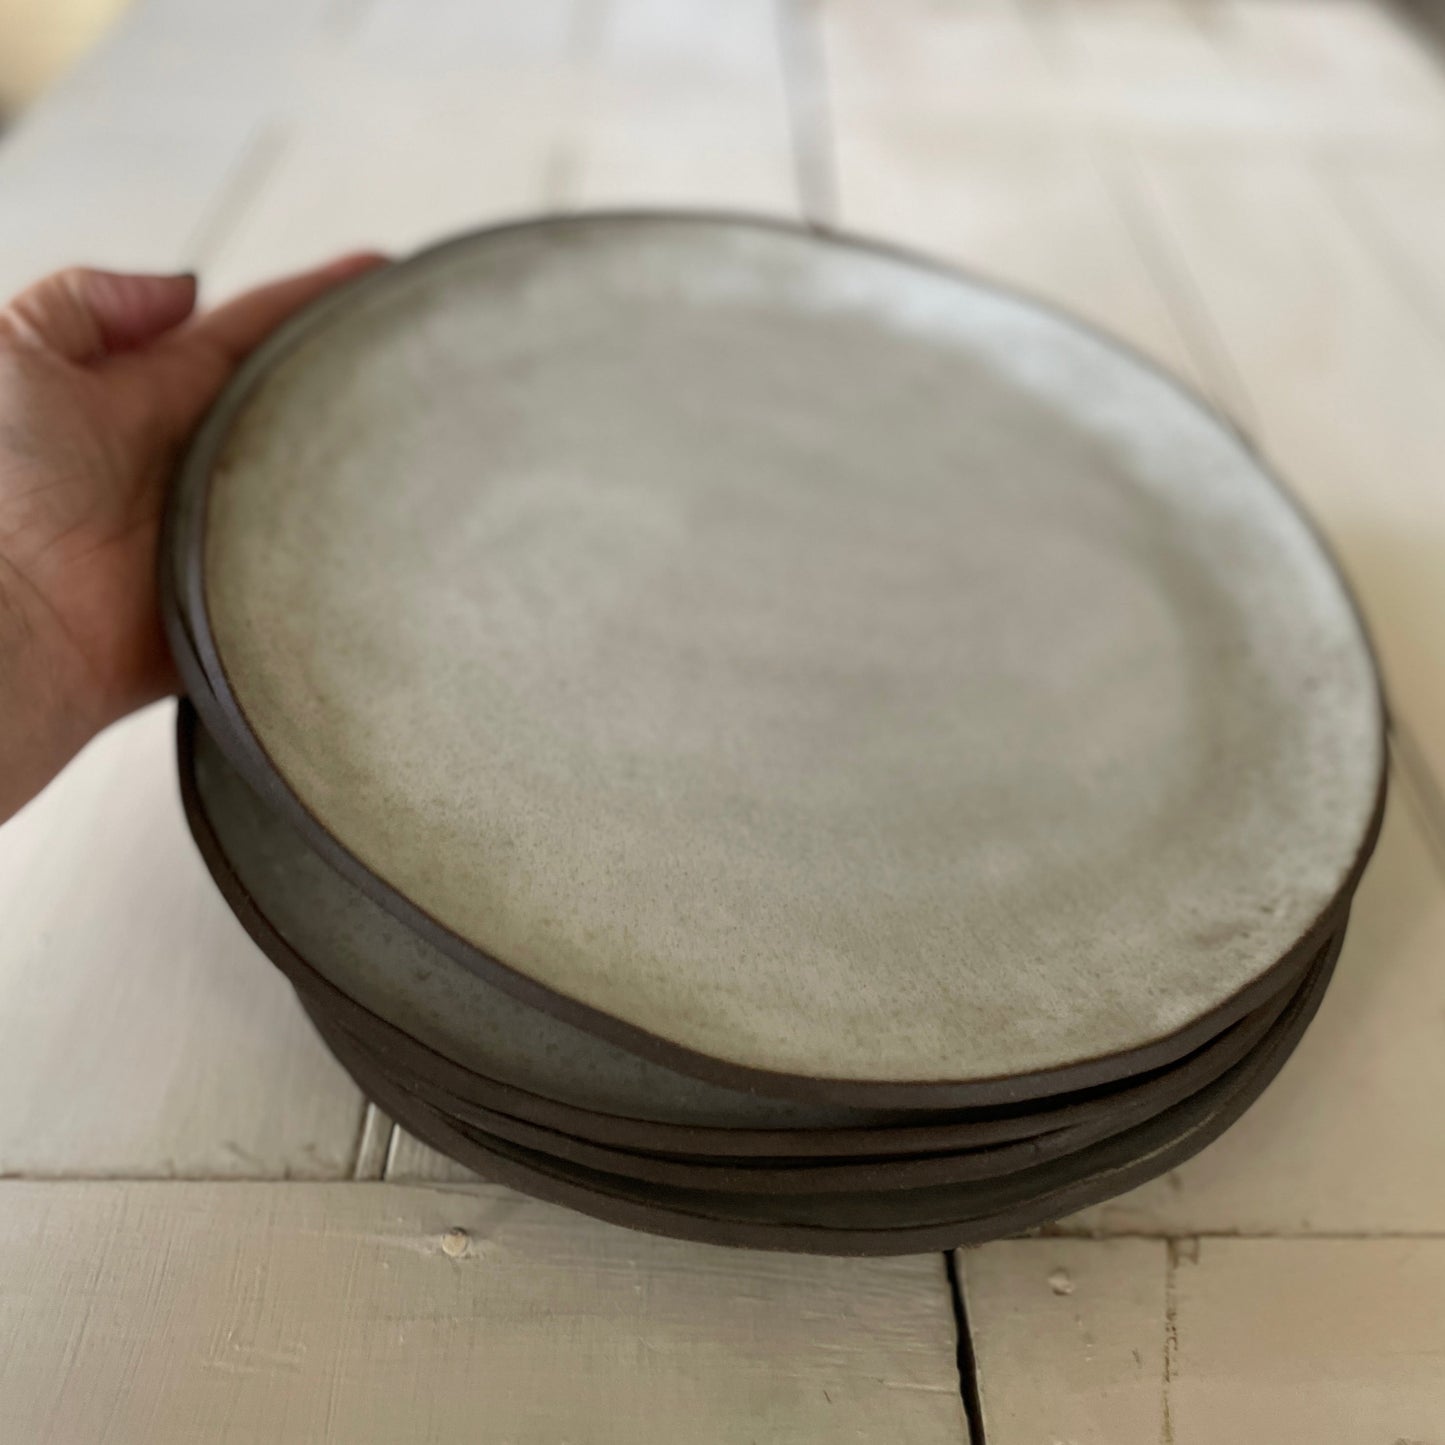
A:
[[180, 697, 1312, 1189], [311, 930, 1343, 1255], [161, 208, 1389, 1108]]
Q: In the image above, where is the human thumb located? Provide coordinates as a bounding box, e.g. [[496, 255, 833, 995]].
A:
[[1, 267, 198, 362]]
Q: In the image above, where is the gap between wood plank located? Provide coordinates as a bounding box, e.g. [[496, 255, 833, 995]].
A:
[[945, 1251, 989, 1445], [2, 1167, 1445, 1246], [183, 119, 294, 272], [774, 0, 838, 226], [350, 1104, 394, 1180], [1161, 1238, 1184, 1445], [382, 1119, 405, 1179], [1008, 0, 1260, 433], [541, 0, 614, 208], [1087, 141, 1261, 438]]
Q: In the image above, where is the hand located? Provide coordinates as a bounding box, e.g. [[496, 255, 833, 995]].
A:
[[0, 253, 386, 823]]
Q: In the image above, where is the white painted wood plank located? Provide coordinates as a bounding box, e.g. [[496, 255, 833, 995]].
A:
[[0, 1180, 968, 1445], [1330, 149, 1445, 340], [1067, 783, 1445, 1235], [820, 0, 1062, 131], [1117, 149, 1445, 788], [1044, 0, 1445, 141], [826, 0, 1445, 143], [1048, 0, 1227, 85], [200, 63, 574, 296], [1223, 0, 1445, 109], [571, 0, 796, 211], [0, 707, 364, 1177], [961, 1233, 1445, 1440], [211, 0, 797, 294], [347, 0, 578, 70], [829, 126, 1212, 394], [600, 0, 782, 78], [1170, 1237, 1445, 1442], [0, 0, 336, 292], [200, 0, 594, 295], [822, 1, 1217, 403], [959, 1238, 1167, 1445], [3, 0, 332, 149]]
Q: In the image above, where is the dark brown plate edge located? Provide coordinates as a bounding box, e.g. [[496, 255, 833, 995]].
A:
[[308, 930, 1341, 1254], [303, 958, 1303, 1195]]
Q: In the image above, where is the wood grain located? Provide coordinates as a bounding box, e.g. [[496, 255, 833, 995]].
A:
[[0, 1180, 968, 1444]]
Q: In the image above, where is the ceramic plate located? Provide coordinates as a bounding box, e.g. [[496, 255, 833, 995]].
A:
[[305, 973, 1299, 1195], [167, 213, 1385, 1105], [179, 700, 1308, 1171], [306, 931, 1340, 1253]]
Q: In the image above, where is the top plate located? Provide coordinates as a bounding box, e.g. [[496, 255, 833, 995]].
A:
[[176, 214, 1385, 1102]]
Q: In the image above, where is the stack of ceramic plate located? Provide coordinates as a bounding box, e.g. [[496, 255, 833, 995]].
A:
[[162, 215, 1386, 1255]]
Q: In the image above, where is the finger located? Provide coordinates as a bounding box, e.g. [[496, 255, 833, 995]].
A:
[[186, 251, 388, 364], [1, 268, 198, 361], [139, 251, 388, 438]]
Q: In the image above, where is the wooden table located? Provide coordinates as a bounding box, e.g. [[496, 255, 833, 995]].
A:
[[3, 2, 1444, 1439]]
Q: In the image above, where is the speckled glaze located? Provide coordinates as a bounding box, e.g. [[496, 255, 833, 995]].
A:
[[188, 713, 881, 1130], [174, 214, 1385, 1098], [181, 703, 1303, 1171]]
